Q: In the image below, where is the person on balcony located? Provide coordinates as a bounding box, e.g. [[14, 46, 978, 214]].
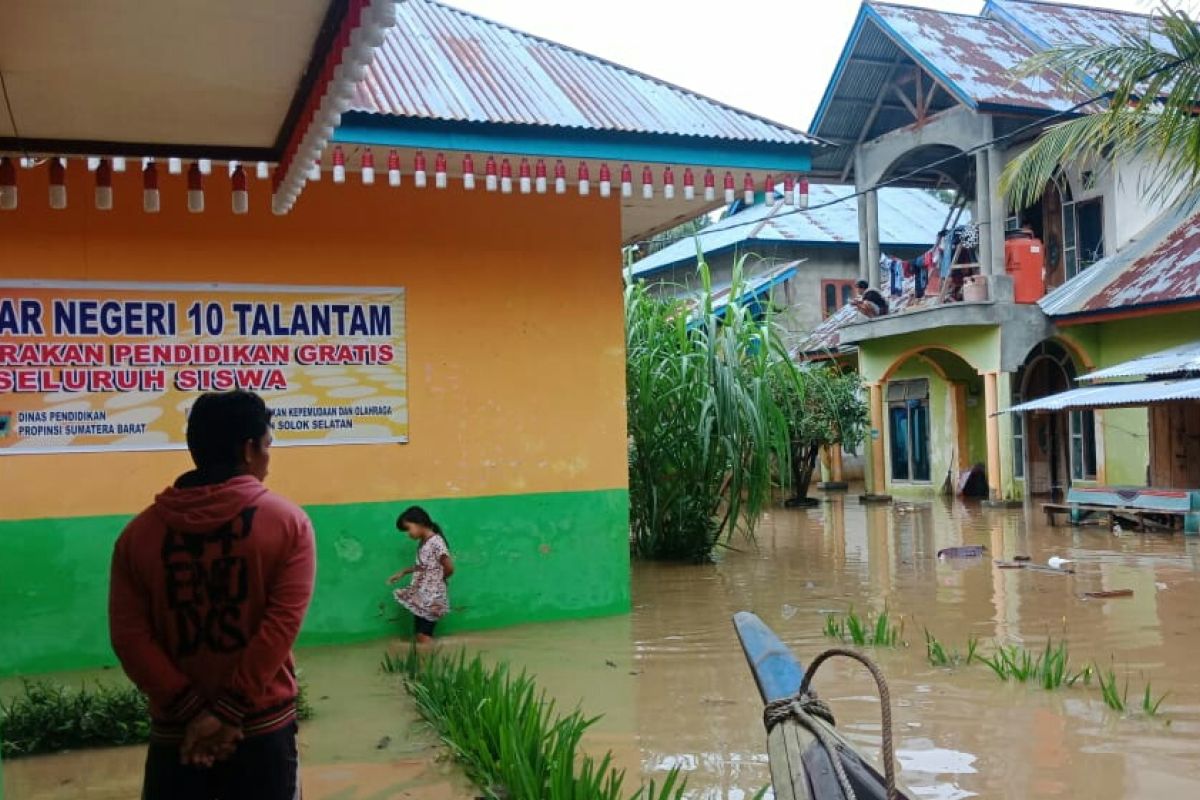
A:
[[851, 279, 889, 318]]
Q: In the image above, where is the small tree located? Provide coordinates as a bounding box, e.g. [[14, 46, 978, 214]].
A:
[[772, 364, 868, 507]]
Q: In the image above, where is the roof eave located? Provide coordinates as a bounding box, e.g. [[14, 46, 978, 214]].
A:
[[1053, 297, 1200, 326], [334, 114, 814, 172]]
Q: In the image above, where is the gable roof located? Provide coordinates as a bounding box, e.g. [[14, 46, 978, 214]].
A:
[[868, 3, 1080, 113], [809, 1, 1088, 178], [351, 0, 816, 144], [1041, 201, 1200, 320], [630, 185, 959, 277], [986, 0, 1166, 52]]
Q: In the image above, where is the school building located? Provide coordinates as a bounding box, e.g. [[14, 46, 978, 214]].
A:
[[0, 0, 816, 677]]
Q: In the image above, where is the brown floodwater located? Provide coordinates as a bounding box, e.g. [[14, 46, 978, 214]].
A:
[[6, 495, 1200, 799]]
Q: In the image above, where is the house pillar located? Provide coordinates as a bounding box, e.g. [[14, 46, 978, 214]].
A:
[[984, 371, 1002, 500], [830, 445, 844, 483], [868, 382, 887, 495], [987, 145, 1006, 276], [865, 190, 881, 284], [975, 150, 993, 275], [857, 195, 870, 281]]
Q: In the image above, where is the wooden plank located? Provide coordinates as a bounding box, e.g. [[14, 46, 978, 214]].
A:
[[768, 724, 806, 800], [1150, 405, 1173, 487], [1183, 402, 1200, 488]]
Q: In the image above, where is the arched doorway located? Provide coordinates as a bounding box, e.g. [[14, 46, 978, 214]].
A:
[[1013, 340, 1095, 498], [877, 346, 986, 495]]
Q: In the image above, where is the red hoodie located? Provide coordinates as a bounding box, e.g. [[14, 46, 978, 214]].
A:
[[108, 473, 316, 740]]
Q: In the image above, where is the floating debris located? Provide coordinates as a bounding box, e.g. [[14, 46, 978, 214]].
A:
[[1082, 589, 1134, 599], [938, 545, 987, 559]]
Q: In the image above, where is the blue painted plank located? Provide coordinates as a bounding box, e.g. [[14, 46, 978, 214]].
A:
[[733, 611, 806, 704], [336, 114, 812, 172]]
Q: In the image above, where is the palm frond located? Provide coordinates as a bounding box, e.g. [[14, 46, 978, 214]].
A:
[[1004, 4, 1200, 211]]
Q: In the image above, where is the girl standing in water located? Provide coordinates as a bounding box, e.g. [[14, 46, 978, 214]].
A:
[[388, 506, 454, 642]]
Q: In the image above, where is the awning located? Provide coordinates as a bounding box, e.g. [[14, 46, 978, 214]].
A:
[[1006, 377, 1200, 413], [1082, 341, 1200, 382]]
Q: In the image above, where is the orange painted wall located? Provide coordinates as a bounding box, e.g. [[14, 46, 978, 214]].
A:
[[0, 164, 628, 520]]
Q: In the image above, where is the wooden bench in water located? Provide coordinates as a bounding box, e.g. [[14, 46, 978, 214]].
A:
[[733, 611, 912, 800], [1042, 486, 1199, 533]]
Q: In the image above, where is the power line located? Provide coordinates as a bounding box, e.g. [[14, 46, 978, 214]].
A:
[[630, 54, 1185, 252], [0, 69, 23, 154]]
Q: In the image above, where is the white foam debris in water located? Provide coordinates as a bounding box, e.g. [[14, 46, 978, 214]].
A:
[[781, 604, 798, 620], [898, 744, 978, 775]]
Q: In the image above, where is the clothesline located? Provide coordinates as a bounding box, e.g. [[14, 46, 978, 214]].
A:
[[879, 223, 980, 302]]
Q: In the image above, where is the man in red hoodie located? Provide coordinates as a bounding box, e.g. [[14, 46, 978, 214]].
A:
[[109, 389, 316, 799]]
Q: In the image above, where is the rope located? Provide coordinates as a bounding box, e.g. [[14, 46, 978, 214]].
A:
[[762, 647, 898, 800]]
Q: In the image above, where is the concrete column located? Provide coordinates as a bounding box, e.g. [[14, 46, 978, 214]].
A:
[[865, 190, 881, 284], [984, 371, 1002, 500], [831, 445, 844, 483], [868, 383, 887, 495], [987, 145, 1006, 277], [975, 150, 993, 275], [857, 192, 870, 281]]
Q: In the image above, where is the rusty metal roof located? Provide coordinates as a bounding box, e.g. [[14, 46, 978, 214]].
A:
[[868, 3, 1081, 112], [351, 0, 816, 144], [987, 0, 1166, 52], [1041, 201, 1200, 319], [810, 2, 1087, 177]]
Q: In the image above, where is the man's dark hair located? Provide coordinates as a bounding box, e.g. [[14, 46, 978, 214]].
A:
[[186, 391, 273, 474], [855, 279, 869, 290]]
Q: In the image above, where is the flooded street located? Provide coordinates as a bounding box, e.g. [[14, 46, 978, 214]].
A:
[[6, 494, 1200, 798]]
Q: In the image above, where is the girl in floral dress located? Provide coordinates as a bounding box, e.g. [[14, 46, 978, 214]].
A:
[[388, 506, 454, 642]]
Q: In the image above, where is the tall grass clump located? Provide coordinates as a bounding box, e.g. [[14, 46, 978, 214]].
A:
[[1, 678, 315, 758], [1097, 665, 1128, 712], [1093, 664, 1170, 717], [977, 639, 1076, 688], [823, 608, 904, 648], [384, 648, 685, 800], [1, 680, 149, 757], [925, 630, 979, 668], [625, 257, 794, 562]]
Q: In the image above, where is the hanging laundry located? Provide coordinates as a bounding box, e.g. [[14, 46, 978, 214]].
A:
[[880, 255, 903, 296], [939, 232, 954, 279], [913, 258, 929, 298]]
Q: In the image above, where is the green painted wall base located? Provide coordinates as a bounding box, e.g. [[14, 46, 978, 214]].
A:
[[0, 489, 631, 677]]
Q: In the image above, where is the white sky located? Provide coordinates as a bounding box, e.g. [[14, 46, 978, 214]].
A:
[[443, 0, 1159, 130]]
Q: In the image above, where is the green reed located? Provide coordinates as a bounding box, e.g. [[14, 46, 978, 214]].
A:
[[977, 639, 1077, 689], [384, 648, 685, 800], [925, 630, 980, 668], [823, 607, 904, 648]]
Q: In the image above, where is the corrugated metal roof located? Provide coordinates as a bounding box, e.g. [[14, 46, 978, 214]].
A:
[[1083, 341, 1200, 382], [674, 262, 802, 320], [795, 256, 938, 356], [988, 0, 1167, 52], [1007, 377, 1200, 412], [1040, 202, 1200, 318], [352, 0, 816, 144], [811, 1, 1092, 176], [797, 302, 861, 357], [631, 185, 960, 277], [869, 3, 1082, 112]]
